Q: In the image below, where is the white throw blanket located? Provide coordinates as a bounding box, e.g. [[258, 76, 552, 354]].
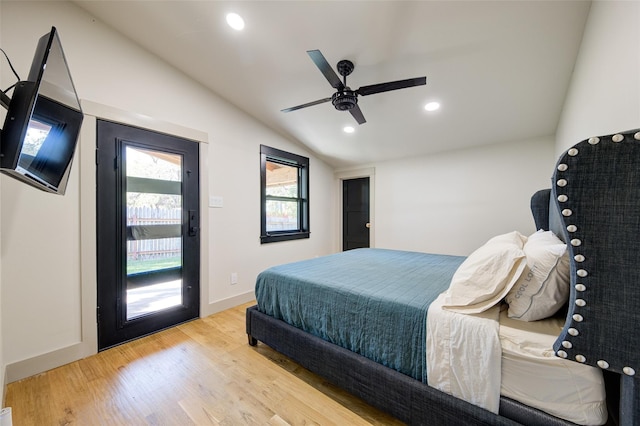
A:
[[426, 292, 502, 413]]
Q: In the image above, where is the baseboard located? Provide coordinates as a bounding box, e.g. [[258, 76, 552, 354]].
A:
[[201, 291, 255, 318], [5, 342, 93, 383]]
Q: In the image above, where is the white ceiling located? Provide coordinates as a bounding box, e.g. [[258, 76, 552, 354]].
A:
[[73, 1, 591, 168]]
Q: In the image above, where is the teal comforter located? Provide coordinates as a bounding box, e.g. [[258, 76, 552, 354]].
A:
[[255, 248, 465, 382]]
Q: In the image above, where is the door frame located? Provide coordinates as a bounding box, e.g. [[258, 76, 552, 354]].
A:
[[334, 168, 375, 253], [80, 101, 209, 354], [96, 120, 201, 350]]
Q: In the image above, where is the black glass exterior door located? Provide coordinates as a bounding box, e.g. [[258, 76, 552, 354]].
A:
[[97, 120, 200, 350]]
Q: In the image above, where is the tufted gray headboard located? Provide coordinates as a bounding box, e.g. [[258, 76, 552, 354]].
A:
[[548, 129, 640, 426]]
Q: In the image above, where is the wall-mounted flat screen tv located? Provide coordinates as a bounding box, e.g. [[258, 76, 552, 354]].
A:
[[0, 26, 83, 195]]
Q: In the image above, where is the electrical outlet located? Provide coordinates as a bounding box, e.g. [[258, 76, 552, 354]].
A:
[[230, 272, 238, 285]]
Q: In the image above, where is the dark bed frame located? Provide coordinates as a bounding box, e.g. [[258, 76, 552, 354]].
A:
[[247, 129, 640, 426]]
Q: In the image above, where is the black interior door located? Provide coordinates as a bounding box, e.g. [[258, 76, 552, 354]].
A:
[[343, 177, 370, 251], [96, 120, 200, 350]]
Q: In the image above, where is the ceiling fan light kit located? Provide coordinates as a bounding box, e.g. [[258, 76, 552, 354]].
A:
[[282, 50, 427, 125]]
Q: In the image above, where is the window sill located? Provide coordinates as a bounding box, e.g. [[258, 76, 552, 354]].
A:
[[260, 231, 310, 244]]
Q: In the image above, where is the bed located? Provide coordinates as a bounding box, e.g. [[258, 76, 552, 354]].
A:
[[246, 129, 640, 425]]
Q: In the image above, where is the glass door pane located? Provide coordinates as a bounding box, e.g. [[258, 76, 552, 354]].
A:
[[125, 145, 183, 320]]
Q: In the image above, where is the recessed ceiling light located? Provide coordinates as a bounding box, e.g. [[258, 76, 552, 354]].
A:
[[226, 13, 245, 31], [424, 101, 441, 112], [343, 126, 355, 134]]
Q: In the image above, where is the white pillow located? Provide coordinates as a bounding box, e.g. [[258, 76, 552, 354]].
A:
[[505, 230, 570, 321], [443, 231, 527, 314]]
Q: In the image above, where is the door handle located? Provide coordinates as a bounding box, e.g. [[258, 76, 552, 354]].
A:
[[365, 222, 371, 228], [188, 209, 199, 236]]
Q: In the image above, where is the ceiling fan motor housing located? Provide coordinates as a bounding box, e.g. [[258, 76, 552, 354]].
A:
[[332, 89, 358, 111]]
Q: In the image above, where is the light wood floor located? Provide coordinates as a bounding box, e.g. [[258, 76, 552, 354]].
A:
[[4, 302, 404, 425]]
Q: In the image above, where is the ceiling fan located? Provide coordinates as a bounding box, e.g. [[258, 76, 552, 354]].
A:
[[281, 49, 427, 125]]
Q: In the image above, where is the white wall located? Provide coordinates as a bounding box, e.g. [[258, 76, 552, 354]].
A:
[[0, 0, 336, 380], [555, 1, 640, 155], [372, 136, 555, 256]]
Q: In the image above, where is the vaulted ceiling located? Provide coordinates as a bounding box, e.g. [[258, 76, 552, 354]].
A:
[[74, 1, 591, 168]]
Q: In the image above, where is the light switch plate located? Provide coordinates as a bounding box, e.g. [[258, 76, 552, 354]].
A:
[[209, 196, 224, 208]]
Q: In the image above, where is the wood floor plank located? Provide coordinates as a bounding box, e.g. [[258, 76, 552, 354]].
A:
[[5, 302, 404, 425], [178, 397, 221, 425], [268, 414, 291, 426]]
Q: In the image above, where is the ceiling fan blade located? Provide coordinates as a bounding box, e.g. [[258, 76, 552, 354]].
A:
[[281, 97, 332, 113], [349, 105, 366, 125], [307, 50, 344, 90], [356, 76, 426, 97]]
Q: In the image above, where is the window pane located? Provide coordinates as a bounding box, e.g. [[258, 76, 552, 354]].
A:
[[266, 199, 298, 232], [127, 193, 182, 217], [266, 161, 298, 197], [127, 280, 182, 320], [127, 237, 182, 274], [125, 145, 183, 320], [126, 146, 182, 182], [126, 198, 182, 275]]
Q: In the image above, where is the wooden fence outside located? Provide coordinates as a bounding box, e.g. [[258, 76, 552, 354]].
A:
[[127, 206, 182, 260]]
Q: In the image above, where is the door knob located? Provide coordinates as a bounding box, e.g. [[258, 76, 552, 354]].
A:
[[365, 222, 371, 228]]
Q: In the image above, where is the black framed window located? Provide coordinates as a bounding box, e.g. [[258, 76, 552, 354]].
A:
[[260, 145, 309, 244]]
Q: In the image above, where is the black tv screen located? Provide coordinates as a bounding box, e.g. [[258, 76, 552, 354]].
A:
[[0, 26, 83, 195]]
